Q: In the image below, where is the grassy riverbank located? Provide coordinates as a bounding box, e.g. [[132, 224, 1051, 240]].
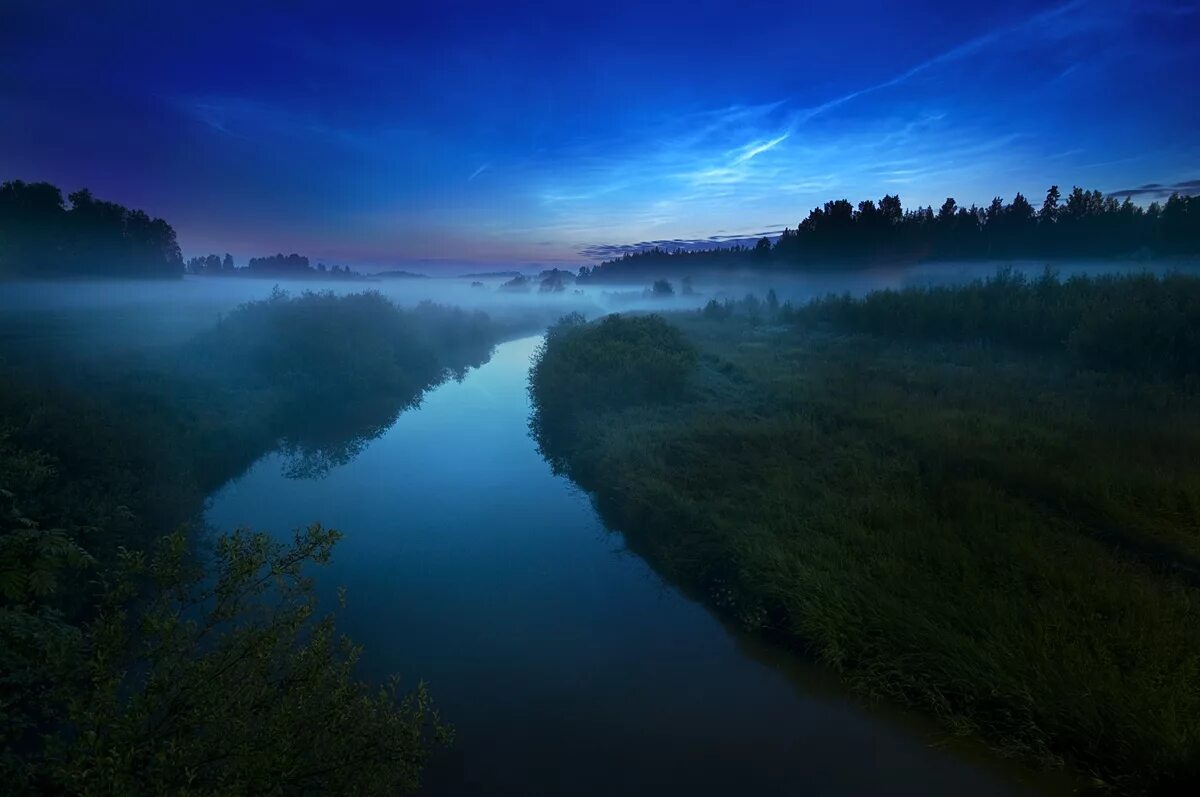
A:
[[529, 271, 1200, 793], [1, 290, 509, 794]]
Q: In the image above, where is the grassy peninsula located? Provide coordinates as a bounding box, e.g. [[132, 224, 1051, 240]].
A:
[[529, 270, 1200, 793]]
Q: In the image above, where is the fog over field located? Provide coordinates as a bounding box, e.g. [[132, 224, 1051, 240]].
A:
[[5, 258, 1195, 356]]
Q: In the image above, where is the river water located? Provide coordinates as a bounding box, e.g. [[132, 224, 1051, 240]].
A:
[[206, 333, 1061, 796]]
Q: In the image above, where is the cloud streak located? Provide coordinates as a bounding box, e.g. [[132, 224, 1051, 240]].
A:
[[579, 229, 787, 260], [790, 0, 1092, 125], [1107, 178, 1200, 198]]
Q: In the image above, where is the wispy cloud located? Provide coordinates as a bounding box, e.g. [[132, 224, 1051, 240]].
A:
[[1106, 178, 1200, 198], [534, 0, 1141, 259], [731, 132, 790, 165], [468, 162, 490, 181], [579, 228, 788, 260], [790, 0, 1091, 125]]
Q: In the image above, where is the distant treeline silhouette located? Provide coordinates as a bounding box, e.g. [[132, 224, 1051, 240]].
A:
[[187, 251, 362, 277], [0, 180, 182, 277], [580, 186, 1200, 280], [0, 179, 364, 280]]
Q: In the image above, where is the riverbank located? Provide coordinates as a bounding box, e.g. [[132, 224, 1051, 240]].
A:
[[528, 271, 1200, 793], [0, 290, 512, 793], [209, 334, 1058, 796]]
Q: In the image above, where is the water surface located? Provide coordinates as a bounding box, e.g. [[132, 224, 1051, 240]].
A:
[[204, 334, 1067, 796]]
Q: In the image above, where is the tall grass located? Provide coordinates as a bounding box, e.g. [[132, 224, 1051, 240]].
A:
[[529, 276, 1200, 793], [792, 268, 1200, 378]]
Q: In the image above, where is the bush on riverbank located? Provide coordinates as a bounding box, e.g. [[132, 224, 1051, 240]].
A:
[[529, 272, 1200, 793], [530, 313, 695, 464], [193, 289, 496, 399]]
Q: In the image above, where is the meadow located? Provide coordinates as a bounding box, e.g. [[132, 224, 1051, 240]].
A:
[[529, 270, 1200, 793]]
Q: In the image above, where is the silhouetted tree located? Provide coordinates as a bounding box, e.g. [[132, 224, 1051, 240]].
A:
[[0, 180, 182, 277], [650, 279, 674, 297], [581, 183, 1199, 281], [247, 253, 311, 274], [753, 236, 772, 261]]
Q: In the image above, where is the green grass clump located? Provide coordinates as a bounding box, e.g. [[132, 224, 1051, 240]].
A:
[[530, 274, 1200, 793]]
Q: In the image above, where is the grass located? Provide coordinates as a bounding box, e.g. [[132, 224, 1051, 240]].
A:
[[529, 272, 1200, 793]]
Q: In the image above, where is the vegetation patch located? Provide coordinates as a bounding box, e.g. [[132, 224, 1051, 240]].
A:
[[529, 272, 1200, 793], [0, 290, 501, 794]]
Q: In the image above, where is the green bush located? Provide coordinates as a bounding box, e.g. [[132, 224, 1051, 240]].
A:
[[530, 314, 696, 468], [193, 289, 495, 399], [532, 312, 695, 413]]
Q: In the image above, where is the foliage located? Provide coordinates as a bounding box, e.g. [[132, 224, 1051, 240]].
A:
[[530, 313, 695, 465], [539, 272, 567, 293], [0, 180, 182, 278], [193, 289, 495, 401], [0, 373, 201, 563], [581, 186, 1200, 280], [1, 462, 446, 795], [793, 268, 1200, 378], [0, 289, 509, 793], [185, 253, 237, 275], [529, 277, 1200, 792], [499, 275, 531, 292], [52, 524, 447, 796]]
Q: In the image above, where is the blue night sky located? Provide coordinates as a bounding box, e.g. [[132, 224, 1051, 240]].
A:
[[2, 1, 1197, 269]]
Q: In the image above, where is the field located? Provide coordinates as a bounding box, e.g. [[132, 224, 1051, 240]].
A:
[[529, 272, 1200, 792]]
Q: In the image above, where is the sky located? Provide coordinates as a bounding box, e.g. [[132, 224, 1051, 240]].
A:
[[2, 0, 1198, 269]]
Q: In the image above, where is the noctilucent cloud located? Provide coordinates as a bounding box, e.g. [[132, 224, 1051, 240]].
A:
[[2, 0, 1197, 269]]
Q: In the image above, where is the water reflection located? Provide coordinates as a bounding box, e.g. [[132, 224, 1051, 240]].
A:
[[269, 363, 483, 480]]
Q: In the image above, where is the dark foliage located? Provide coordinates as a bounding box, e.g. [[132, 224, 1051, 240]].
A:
[[529, 275, 1200, 792], [193, 289, 494, 400], [185, 253, 365, 279], [185, 253, 238, 275], [530, 313, 695, 469], [0, 290, 505, 793], [581, 186, 1200, 280], [498, 274, 531, 292], [0, 181, 183, 278], [793, 268, 1200, 378], [648, 279, 675, 297]]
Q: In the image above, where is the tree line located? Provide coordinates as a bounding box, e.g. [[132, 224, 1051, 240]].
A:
[[580, 185, 1200, 280], [0, 180, 183, 278], [0, 179, 364, 280], [187, 251, 362, 277]]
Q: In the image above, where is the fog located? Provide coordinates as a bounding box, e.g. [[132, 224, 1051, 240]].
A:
[[4, 257, 1196, 796], [4, 258, 1194, 360]]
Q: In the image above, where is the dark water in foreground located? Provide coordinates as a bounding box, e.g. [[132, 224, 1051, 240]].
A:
[[206, 335, 1056, 796]]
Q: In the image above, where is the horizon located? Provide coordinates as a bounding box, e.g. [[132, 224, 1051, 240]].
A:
[[2, 1, 1198, 271]]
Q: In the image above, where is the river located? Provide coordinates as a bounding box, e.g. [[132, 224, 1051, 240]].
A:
[[206, 332, 1062, 796]]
